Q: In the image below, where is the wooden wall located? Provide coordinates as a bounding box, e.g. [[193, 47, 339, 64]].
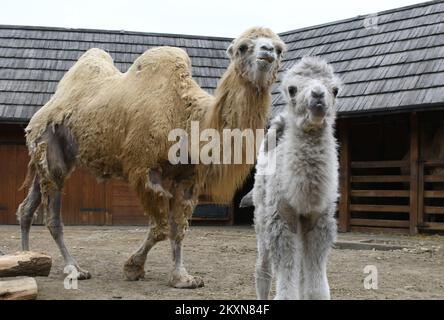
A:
[[338, 112, 444, 234], [0, 123, 233, 226]]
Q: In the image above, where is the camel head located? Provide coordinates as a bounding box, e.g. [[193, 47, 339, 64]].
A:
[[226, 27, 286, 89], [281, 56, 341, 129]]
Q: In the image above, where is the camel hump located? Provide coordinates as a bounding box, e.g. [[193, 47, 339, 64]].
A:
[[128, 46, 192, 74], [60, 48, 119, 85]]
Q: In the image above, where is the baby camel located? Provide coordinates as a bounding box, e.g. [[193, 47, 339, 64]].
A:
[[241, 57, 341, 299]]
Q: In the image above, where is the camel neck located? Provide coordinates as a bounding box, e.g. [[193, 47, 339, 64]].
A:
[[206, 64, 270, 132]]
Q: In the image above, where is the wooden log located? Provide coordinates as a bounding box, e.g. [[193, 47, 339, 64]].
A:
[[0, 252, 51, 278], [0, 277, 38, 300]]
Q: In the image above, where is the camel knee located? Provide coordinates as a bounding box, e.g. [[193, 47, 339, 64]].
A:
[[46, 218, 64, 239]]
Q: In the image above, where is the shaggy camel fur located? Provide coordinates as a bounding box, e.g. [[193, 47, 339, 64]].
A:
[[241, 57, 341, 299], [17, 27, 285, 288]]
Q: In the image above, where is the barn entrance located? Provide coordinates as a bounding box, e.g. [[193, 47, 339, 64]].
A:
[[338, 111, 444, 234]]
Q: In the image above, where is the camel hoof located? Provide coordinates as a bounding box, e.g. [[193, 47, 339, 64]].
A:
[[65, 265, 91, 280], [123, 262, 145, 281], [77, 269, 92, 280], [169, 273, 204, 289]]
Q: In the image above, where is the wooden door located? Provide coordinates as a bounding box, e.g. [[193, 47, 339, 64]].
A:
[[61, 168, 107, 225], [108, 179, 146, 225], [0, 145, 30, 224]]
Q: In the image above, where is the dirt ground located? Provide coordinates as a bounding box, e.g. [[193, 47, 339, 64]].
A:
[[1, 225, 443, 300]]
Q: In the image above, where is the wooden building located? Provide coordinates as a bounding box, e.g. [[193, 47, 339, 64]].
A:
[[1, 1, 443, 232]]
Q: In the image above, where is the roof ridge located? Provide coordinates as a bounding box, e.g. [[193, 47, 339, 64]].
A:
[[0, 24, 234, 41], [279, 0, 442, 36]]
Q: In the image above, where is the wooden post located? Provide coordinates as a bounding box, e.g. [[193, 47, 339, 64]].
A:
[[409, 113, 419, 235], [338, 120, 350, 232], [417, 158, 424, 227]]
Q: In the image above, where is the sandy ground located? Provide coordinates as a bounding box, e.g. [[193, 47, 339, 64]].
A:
[[0, 225, 443, 300]]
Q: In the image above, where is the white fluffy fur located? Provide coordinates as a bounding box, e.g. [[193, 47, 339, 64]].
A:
[[249, 57, 341, 300]]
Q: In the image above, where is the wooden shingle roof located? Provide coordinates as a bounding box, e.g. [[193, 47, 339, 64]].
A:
[[273, 0, 444, 116], [0, 0, 443, 122], [0, 26, 232, 122]]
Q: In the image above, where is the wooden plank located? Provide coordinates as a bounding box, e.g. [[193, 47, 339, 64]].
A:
[[423, 160, 444, 167], [350, 204, 410, 213], [409, 112, 419, 234], [350, 226, 410, 234], [350, 218, 409, 228], [351, 160, 408, 168], [424, 206, 444, 214], [351, 175, 410, 182], [424, 190, 444, 198], [338, 120, 350, 232], [424, 175, 444, 182], [418, 222, 444, 231], [351, 190, 410, 197]]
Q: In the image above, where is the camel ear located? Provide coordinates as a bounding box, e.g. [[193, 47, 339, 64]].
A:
[[226, 43, 234, 59]]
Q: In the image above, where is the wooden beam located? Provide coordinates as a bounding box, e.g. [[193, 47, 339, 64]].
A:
[[423, 160, 444, 167], [350, 204, 410, 213], [424, 175, 444, 182], [351, 176, 410, 182], [338, 120, 350, 232], [424, 190, 444, 198], [351, 190, 410, 197], [418, 222, 444, 230], [350, 218, 409, 228], [351, 160, 408, 168], [409, 112, 419, 235], [350, 226, 410, 234], [424, 206, 444, 214]]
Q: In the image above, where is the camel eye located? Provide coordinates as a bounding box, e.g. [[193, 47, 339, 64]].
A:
[[239, 44, 248, 54], [288, 86, 297, 98], [332, 87, 339, 97]]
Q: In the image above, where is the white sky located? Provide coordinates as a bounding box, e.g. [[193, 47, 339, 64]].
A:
[[1, 0, 425, 37]]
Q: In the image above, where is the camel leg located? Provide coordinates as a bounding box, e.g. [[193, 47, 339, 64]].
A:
[[167, 185, 203, 289], [17, 176, 42, 251], [300, 212, 336, 300], [44, 190, 91, 280], [255, 238, 272, 299], [123, 220, 168, 281], [273, 230, 301, 300]]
